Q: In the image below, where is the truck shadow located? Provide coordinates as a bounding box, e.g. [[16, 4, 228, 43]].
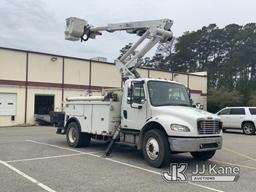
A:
[[51, 139, 225, 171], [102, 143, 222, 171]]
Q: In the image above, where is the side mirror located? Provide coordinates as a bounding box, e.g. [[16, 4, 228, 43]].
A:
[[195, 103, 202, 109], [141, 99, 146, 104], [187, 88, 191, 98], [190, 98, 193, 105], [127, 97, 132, 104]]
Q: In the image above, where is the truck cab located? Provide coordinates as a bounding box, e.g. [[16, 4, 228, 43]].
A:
[[118, 78, 222, 167]]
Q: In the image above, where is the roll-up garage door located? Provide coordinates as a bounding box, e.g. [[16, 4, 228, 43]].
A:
[[0, 93, 17, 116]]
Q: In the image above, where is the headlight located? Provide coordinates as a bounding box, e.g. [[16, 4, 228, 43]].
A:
[[170, 124, 190, 132]]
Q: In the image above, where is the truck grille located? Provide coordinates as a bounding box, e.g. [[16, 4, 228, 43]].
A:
[[197, 120, 221, 134]]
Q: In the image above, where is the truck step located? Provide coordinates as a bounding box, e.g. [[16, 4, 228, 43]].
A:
[[115, 141, 137, 148], [120, 129, 140, 135]]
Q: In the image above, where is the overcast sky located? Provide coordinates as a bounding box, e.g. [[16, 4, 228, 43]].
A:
[[0, 0, 255, 61]]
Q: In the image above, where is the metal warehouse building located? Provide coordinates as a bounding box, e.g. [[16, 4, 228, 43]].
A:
[[0, 47, 207, 127]]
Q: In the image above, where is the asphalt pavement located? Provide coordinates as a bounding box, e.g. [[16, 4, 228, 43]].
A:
[[0, 126, 255, 192]]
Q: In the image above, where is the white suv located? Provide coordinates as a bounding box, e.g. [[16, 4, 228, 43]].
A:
[[217, 107, 256, 135]]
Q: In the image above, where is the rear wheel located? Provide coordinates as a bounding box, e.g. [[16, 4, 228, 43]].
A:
[[191, 150, 216, 161], [142, 129, 170, 168], [66, 122, 91, 148], [242, 122, 256, 135]]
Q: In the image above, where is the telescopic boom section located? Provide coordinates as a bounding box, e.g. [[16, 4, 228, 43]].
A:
[[65, 17, 173, 80]]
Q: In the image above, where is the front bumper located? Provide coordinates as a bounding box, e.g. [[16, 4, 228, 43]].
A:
[[168, 136, 222, 152]]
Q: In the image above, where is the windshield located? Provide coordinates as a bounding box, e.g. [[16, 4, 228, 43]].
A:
[[147, 81, 191, 107]]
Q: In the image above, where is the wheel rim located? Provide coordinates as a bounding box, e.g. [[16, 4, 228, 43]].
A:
[[68, 127, 77, 143], [146, 137, 160, 160], [244, 124, 253, 134]]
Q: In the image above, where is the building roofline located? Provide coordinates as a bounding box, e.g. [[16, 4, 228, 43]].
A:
[[0, 46, 114, 65], [0, 46, 207, 77]]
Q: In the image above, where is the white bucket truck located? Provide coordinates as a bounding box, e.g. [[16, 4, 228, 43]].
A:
[[55, 18, 223, 167]]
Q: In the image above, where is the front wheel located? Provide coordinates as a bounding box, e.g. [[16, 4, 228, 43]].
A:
[[191, 150, 216, 161], [66, 122, 91, 148], [142, 129, 170, 168]]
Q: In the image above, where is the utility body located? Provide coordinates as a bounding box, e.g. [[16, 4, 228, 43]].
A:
[[55, 17, 223, 167]]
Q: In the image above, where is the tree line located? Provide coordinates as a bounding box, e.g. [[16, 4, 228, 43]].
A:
[[120, 23, 256, 112]]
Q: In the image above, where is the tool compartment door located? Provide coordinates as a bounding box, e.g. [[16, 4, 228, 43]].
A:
[[81, 104, 92, 133], [91, 104, 110, 134]]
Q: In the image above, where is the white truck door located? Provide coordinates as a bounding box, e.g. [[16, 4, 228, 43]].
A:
[[229, 108, 245, 128], [121, 81, 147, 130], [217, 108, 231, 128]]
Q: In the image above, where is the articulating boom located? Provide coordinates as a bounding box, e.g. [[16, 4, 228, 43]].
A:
[[65, 17, 173, 80]]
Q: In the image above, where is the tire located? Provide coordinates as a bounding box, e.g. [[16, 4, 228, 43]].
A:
[[191, 150, 216, 161], [142, 129, 170, 168], [242, 122, 256, 135], [66, 122, 91, 148]]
